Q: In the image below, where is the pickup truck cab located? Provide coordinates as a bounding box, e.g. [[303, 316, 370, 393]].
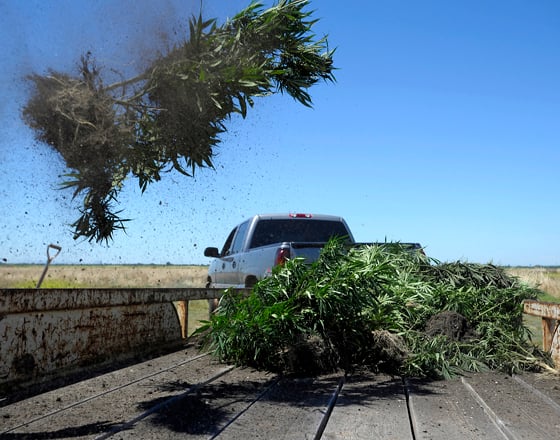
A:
[[204, 213, 354, 288]]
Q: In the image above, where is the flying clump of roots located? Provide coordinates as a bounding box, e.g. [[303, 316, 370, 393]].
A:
[[22, 1, 336, 243], [24, 56, 130, 240]]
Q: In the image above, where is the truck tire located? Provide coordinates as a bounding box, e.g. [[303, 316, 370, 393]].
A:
[[245, 276, 258, 288]]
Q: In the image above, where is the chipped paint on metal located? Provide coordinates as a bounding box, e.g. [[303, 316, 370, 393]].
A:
[[523, 299, 560, 367], [0, 288, 236, 389]]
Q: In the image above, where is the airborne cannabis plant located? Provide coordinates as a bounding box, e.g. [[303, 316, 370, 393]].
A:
[[22, 1, 335, 243], [200, 239, 551, 378]]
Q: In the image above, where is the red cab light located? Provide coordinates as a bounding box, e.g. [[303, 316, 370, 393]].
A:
[[289, 213, 312, 218]]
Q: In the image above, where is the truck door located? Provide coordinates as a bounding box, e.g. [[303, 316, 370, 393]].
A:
[[214, 221, 249, 287], [227, 220, 249, 286], [212, 227, 236, 287]]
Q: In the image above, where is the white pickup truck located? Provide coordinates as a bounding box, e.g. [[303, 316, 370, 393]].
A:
[[203, 213, 355, 288]]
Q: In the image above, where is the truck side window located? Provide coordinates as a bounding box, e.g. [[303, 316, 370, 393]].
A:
[[230, 220, 249, 255], [220, 228, 236, 256]]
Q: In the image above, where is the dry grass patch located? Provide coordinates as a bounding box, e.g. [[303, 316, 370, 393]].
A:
[[0, 264, 208, 288], [507, 267, 560, 301]]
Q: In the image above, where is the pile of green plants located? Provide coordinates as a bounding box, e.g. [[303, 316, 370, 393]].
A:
[[199, 240, 551, 378]]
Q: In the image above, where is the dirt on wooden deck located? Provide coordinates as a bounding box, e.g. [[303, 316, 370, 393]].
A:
[[2, 342, 560, 440]]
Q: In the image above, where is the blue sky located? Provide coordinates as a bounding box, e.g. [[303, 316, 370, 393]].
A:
[[1, 0, 559, 266]]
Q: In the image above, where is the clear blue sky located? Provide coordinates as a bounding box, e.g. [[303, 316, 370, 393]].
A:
[[1, 0, 559, 266]]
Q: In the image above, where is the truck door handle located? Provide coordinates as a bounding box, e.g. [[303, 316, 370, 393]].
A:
[[232, 261, 237, 269]]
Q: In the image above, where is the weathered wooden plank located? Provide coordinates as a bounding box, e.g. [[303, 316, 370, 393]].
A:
[[462, 372, 560, 440], [0, 348, 207, 431], [215, 374, 343, 440], [513, 373, 560, 410], [116, 367, 278, 439], [406, 376, 505, 439], [4, 350, 559, 440], [1, 352, 230, 438], [321, 372, 412, 440]]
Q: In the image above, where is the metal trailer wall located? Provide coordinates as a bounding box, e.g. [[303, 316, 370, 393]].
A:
[[0, 288, 225, 390]]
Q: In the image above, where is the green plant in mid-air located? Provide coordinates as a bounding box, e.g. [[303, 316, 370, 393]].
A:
[[198, 239, 550, 378], [22, 1, 335, 243]]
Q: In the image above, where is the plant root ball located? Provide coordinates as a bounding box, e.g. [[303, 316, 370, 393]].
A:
[[424, 311, 475, 341], [369, 330, 408, 372], [278, 334, 339, 376]]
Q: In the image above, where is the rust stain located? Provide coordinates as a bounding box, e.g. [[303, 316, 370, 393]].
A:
[[173, 301, 188, 339], [523, 300, 560, 319], [0, 287, 231, 389], [523, 300, 560, 367]]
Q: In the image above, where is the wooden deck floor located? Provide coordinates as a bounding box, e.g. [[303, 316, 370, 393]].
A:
[[1, 346, 560, 439]]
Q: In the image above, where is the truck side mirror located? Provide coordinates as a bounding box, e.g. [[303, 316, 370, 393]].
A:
[[204, 247, 220, 258]]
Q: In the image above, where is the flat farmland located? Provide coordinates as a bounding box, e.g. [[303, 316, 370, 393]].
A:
[[1, 264, 558, 295], [507, 267, 560, 300], [0, 264, 208, 288]]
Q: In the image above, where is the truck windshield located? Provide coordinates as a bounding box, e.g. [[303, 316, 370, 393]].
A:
[[249, 219, 350, 249]]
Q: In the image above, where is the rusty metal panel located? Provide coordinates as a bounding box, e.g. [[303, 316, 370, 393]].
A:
[[0, 287, 239, 390], [523, 299, 560, 320], [0, 288, 228, 314], [1, 301, 180, 387], [523, 299, 560, 368], [546, 321, 560, 368]]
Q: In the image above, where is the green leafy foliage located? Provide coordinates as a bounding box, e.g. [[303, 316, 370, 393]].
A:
[[199, 239, 551, 378], [22, 1, 335, 243]]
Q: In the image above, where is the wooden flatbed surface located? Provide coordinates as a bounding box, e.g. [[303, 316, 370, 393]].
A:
[[1, 346, 560, 439]]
